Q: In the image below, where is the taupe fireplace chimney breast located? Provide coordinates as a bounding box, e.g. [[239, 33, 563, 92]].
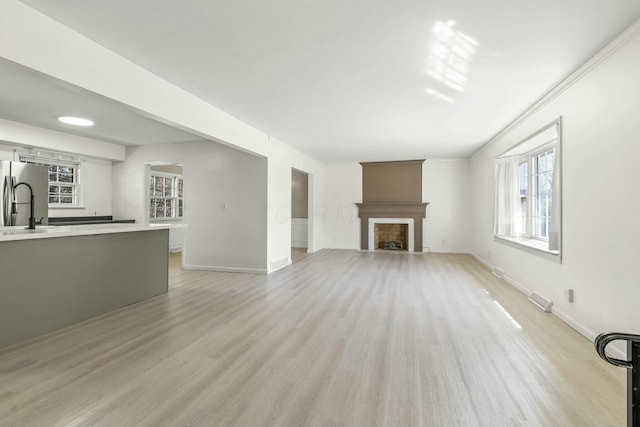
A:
[[356, 160, 429, 252]]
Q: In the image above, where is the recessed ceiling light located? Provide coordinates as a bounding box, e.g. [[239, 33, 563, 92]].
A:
[[57, 116, 94, 127]]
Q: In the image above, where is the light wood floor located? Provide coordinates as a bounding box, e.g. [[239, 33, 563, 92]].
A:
[[0, 250, 626, 426], [291, 247, 309, 263]]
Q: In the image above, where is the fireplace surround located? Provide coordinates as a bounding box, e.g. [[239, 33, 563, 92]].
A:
[[356, 202, 428, 252], [357, 159, 429, 252]]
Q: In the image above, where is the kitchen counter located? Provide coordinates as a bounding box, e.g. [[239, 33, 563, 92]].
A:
[[0, 223, 178, 241], [0, 223, 180, 349]]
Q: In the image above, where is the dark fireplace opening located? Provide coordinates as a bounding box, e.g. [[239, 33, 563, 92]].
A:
[[374, 223, 408, 251]]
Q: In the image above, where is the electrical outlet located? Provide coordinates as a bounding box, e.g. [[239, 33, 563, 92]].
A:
[[441, 239, 446, 246]]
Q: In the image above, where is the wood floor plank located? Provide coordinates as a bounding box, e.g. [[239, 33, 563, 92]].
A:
[[0, 250, 626, 426]]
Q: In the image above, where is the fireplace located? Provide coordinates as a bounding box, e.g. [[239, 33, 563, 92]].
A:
[[375, 223, 409, 250], [358, 207, 425, 251], [371, 219, 414, 251], [356, 160, 429, 252]]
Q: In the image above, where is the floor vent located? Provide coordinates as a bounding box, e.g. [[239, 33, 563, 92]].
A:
[[492, 267, 505, 279], [528, 292, 553, 312], [270, 257, 290, 272]]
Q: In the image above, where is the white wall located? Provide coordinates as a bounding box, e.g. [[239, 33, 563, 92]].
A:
[[52, 157, 112, 217], [423, 159, 471, 253], [321, 160, 472, 252], [322, 163, 362, 250], [265, 138, 324, 272], [469, 25, 640, 342], [112, 141, 268, 273]]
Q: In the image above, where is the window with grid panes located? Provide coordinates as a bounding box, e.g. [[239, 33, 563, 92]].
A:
[[149, 172, 183, 220], [19, 155, 80, 206]]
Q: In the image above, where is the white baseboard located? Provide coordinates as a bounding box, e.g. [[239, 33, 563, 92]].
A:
[[551, 307, 625, 360], [182, 264, 267, 274], [551, 306, 596, 342], [269, 256, 291, 273], [470, 252, 493, 270], [423, 248, 471, 254], [503, 274, 531, 296], [269, 259, 292, 273], [291, 241, 308, 248], [468, 252, 626, 359], [169, 244, 183, 253]]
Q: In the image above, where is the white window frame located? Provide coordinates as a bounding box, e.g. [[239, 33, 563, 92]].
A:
[[149, 171, 184, 221], [520, 142, 556, 242], [18, 153, 82, 208], [494, 118, 562, 261]]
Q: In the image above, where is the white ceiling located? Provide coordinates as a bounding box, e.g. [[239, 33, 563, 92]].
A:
[[15, 0, 640, 161], [0, 59, 201, 146]]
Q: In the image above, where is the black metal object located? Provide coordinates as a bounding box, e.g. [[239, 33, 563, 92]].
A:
[[382, 240, 403, 250], [595, 332, 640, 427], [48, 216, 136, 226], [12, 182, 36, 230]]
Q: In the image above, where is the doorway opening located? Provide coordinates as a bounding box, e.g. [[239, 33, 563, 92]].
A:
[[146, 162, 185, 255], [291, 168, 309, 263]]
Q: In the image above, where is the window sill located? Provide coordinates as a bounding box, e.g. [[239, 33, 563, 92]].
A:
[[494, 235, 561, 263], [150, 218, 183, 223], [49, 205, 86, 210]]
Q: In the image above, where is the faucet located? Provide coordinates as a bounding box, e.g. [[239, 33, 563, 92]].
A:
[[12, 182, 36, 230]]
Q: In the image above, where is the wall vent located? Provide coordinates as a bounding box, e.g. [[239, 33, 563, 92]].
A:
[[492, 267, 505, 279], [270, 257, 290, 272], [528, 292, 553, 312]]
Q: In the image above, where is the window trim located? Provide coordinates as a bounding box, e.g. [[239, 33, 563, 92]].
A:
[[494, 117, 562, 262], [493, 235, 561, 263], [522, 141, 556, 242], [18, 152, 83, 209], [149, 170, 184, 221]]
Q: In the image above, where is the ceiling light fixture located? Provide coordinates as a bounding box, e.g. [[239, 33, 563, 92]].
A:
[[57, 116, 94, 127]]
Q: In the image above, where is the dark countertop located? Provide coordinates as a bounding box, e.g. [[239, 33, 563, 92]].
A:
[[49, 216, 136, 226]]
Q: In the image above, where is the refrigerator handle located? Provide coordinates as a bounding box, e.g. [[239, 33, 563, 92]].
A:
[[9, 176, 16, 226], [2, 175, 10, 226]]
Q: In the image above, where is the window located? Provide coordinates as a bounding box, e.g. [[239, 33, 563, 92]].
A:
[[518, 160, 528, 233], [46, 164, 79, 205], [494, 119, 562, 257], [532, 147, 555, 240], [19, 153, 81, 207], [149, 172, 183, 220], [516, 145, 555, 241]]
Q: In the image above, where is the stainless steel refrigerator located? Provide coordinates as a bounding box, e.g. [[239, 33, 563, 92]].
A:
[[1, 161, 48, 227]]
